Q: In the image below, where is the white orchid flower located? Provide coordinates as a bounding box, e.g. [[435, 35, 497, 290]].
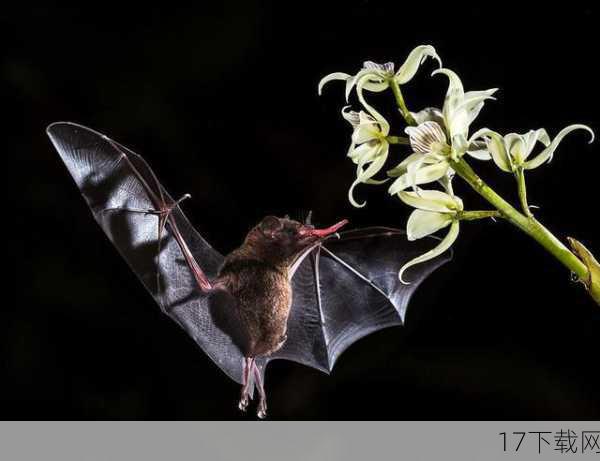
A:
[[318, 45, 441, 103], [387, 69, 498, 194], [387, 121, 452, 194], [432, 68, 498, 159], [397, 190, 463, 283], [476, 125, 595, 172], [342, 106, 390, 207]]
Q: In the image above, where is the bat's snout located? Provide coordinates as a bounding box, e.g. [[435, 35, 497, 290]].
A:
[[299, 219, 349, 238]]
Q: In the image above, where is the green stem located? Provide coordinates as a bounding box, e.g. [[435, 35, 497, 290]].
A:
[[515, 167, 532, 217], [386, 135, 410, 145], [459, 210, 502, 221], [389, 79, 417, 126], [450, 157, 589, 281]]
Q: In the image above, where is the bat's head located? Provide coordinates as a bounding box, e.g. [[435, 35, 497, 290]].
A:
[[247, 215, 349, 263]]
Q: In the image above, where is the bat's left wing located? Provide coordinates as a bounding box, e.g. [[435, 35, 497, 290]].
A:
[[261, 227, 450, 374]]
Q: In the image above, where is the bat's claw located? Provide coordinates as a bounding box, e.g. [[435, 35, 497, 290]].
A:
[[257, 400, 267, 419], [238, 395, 249, 412]]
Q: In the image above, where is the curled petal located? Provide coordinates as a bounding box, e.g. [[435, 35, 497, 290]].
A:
[[521, 129, 551, 160], [399, 220, 460, 284], [348, 144, 389, 207], [388, 160, 449, 195], [523, 124, 594, 170], [432, 68, 465, 120], [341, 106, 360, 127], [395, 45, 442, 84], [398, 190, 460, 212], [318, 72, 351, 95], [357, 143, 389, 182], [356, 74, 390, 134], [407, 210, 453, 240], [348, 177, 366, 208], [346, 67, 390, 101]]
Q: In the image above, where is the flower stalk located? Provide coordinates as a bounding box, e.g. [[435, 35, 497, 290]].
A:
[[458, 210, 501, 221], [449, 157, 589, 281], [514, 167, 532, 217], [386, 135, 410, 145], [389, 78, 416, 126]]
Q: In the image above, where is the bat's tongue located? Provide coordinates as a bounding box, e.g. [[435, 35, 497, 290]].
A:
[[301, 219, 349, 238]]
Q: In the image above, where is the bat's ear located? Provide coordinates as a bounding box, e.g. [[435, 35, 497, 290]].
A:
[[259, 215, 283, 237]]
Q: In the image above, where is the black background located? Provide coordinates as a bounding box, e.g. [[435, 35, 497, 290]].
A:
[[7, 4, 600, 419]]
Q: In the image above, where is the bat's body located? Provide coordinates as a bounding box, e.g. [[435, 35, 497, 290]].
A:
[[210, 216, 348, 416], [47, 122, 451, 418]]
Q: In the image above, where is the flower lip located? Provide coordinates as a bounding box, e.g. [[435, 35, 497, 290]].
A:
[[299, 219, 349, 239]]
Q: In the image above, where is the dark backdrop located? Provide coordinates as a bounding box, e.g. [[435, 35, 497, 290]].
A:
[[6, 4, 600, 419]]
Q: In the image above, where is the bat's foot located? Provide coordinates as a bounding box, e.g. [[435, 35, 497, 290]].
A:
[[257, 401, 267, 420], [256, 407, 267, 419], [238, 394, 250, 412]]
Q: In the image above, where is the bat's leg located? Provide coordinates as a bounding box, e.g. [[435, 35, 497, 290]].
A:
[[238, 357, 253, 412], [252, 361, 267, 419]]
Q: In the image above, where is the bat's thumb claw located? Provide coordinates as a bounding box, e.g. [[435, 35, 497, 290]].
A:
[[257, 408, 267, 419]]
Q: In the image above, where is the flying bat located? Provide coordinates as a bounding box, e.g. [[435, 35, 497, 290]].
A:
[[47, 122, 450, 418]]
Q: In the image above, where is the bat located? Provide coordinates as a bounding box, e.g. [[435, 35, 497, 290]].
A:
[[47, 122, 451, 418]]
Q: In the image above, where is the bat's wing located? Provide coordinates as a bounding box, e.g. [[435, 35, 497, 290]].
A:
[[263, 227, 451, 374], [47, 122, 245, 383]]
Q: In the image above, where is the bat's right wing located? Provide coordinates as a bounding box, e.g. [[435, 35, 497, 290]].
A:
[[265, 227, 450, 375], [47, 122, 245, 383]]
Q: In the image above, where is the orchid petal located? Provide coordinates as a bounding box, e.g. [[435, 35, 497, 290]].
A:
[[348, 177, 366, 208], [356, 74, 390, 134], [363, 61, 395, 73], [352, 124, 380, 144], [432, 68, 465, 115], [357, 143, 389, 182], [318, 72, 351, 95], [438, 170, 455, 196], [399, 220, 460, 284], [388, 160, 449, 195], [398, 190, 459, 212], [387, 152, 426, 177], [348, 141, 377, 163], [407, 210, 453, 240], [524, 124, 595, 170], [472, 128, 512, 172], [348, 146, 389, 208], [410, 107, 444, 126], [395, 45, 442, 84], [405, 121, 447, 154], [466, 138, 492, 160], [521, 129, 550, 160], [341, 106, 360, 127]]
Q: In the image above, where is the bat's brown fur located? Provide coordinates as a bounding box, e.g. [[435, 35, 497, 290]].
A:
[[217, 217, 310, 358]]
